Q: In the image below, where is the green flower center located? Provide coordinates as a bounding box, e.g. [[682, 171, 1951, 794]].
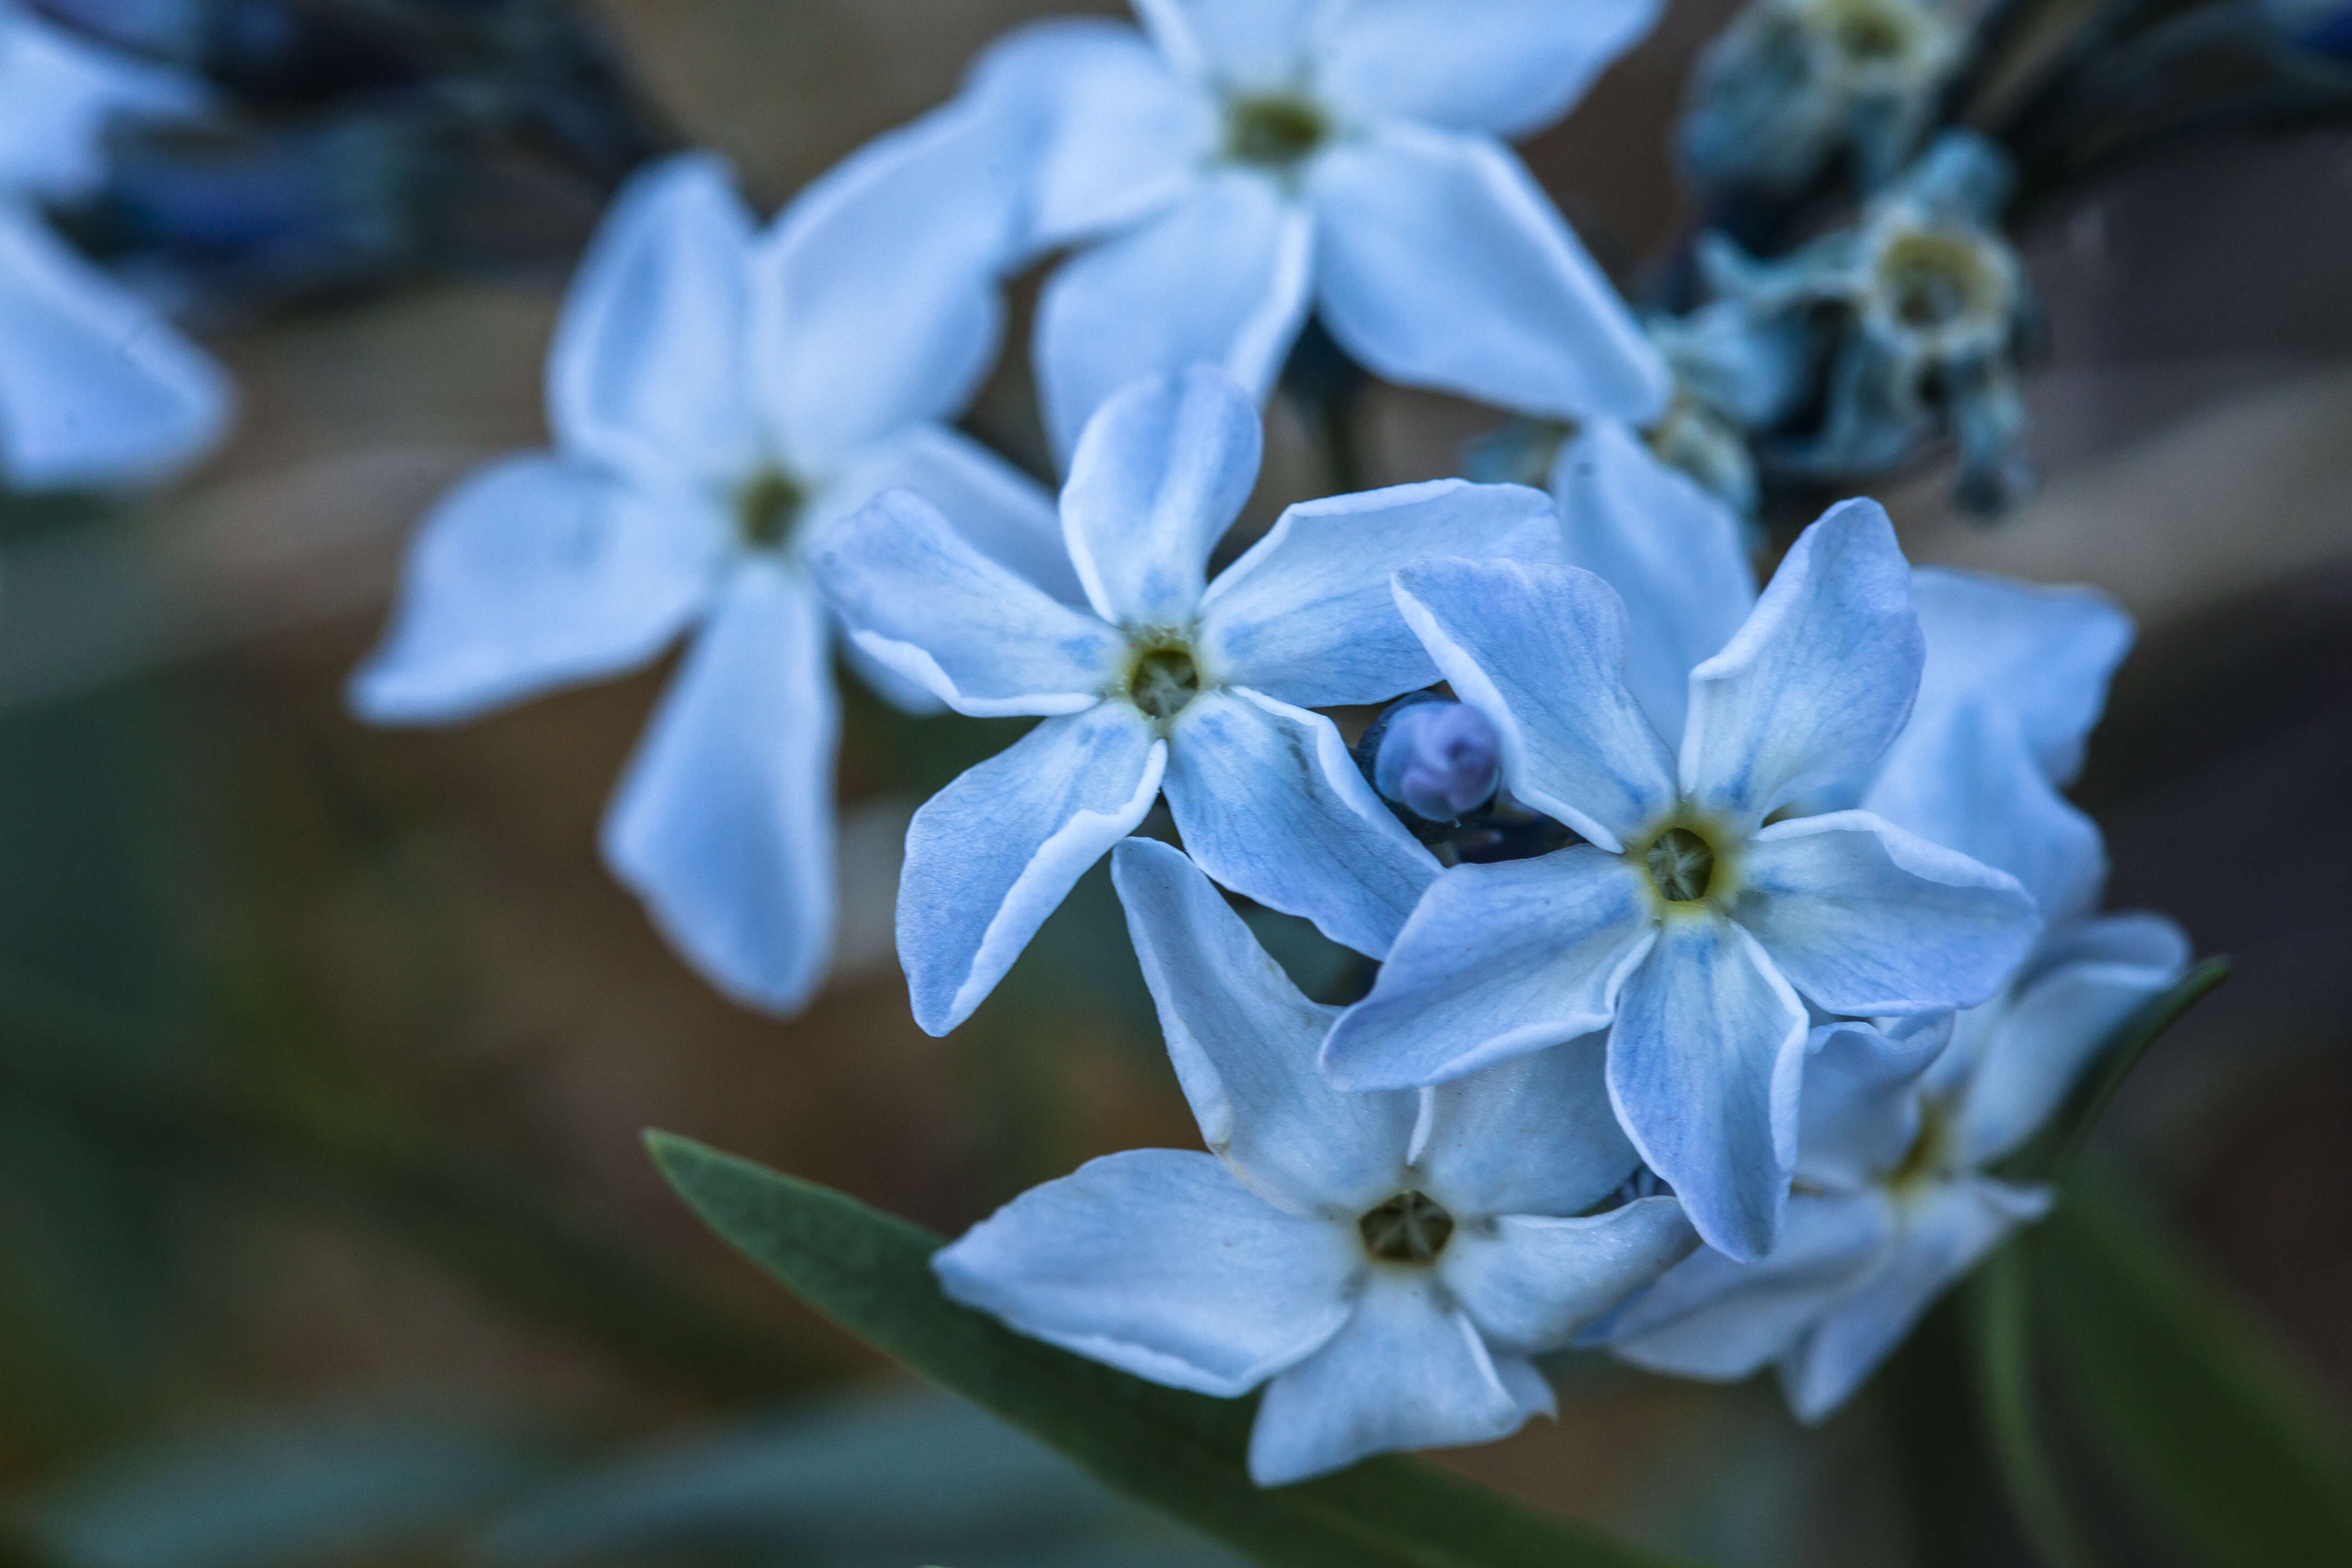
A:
[[1225, 94, 1328, 168], [1644, 826, 1720, 904], [1878, 229, 2004, 332], [1127, 646, 1201, 722], [736, 468, 805, 551], [1359, 1191, 1454, 1264]]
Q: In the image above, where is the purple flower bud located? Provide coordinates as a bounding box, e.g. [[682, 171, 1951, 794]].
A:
[[1373, 702, 1501, 822]]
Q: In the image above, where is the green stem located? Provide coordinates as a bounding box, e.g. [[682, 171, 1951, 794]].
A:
[[1966, 1244, 2108, 1568]]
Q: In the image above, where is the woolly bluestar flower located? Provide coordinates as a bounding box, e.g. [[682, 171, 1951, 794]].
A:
[[352, 135, 1049, 1015], [963, 0, 1673, 457], [937, 838, 1696, 1485], [1321, 499, 2042, 1261], [815, 367, 1556, 1036], [0, 0, 229, 488]]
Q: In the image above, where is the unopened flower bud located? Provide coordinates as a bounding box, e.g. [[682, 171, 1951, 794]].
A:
[[1373, 702, 1501, 823]]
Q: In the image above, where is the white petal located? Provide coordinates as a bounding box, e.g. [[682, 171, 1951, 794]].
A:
[[601, 563, 837, 1015], [1607, 917, 1809, 1262], [1907, 567, 2132, 787], [1779, 1177, 2048, 1423], [1794, 1015, 1951, 1192], [1161, 689, 1439, 958], [1310, 125, 1669, 423], [1552, 421, 1756, 742], [1036, 175, 1313, 462], [934, 1148, 1357, 1397], [1322, 848, 1655, 1090], [1135, 0, 1323, 86], [546, 153, 761, 488], [0, 11, 202, 200], [753, 95, 1023, 462], [1442, 1197, 1697, 1352], [1248, 1270, 1523, 1485], [1111, 838, 1416, 1214], [809, 489, 1120, 718], [1413, 1034, 1638, 1218], [1954, 914, 2190, 1166], [1315, 0, 1663, 138], [1604, 1192, 1893, 1380], [1682, 499, 1922, 824], [1738, 811, 2042, 1017], [350, 455, 717, 723], [897, 705, 1165, 1035], [1197, 478, 1556, 707], [0, 207, 229, 489], [812, 422, 1083, 603], [1392, 558, 1676, 850]]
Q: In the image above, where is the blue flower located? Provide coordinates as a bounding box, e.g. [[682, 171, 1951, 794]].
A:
[[0, 0, 229, 489], [351, 131, 1043, 1016], [814, 366, 1557, 1036], [960, 0, 1673, 457], [1321, 499, 2043, 1261], [935, 838, 1695, 1485]]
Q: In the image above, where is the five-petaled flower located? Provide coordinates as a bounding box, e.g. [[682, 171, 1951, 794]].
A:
[[936, 838, 1696, 1484]]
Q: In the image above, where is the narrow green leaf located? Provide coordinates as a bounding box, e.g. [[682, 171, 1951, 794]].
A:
[[647, 1132, 1698, 1568], [2030, 1179, 2352, 1568], [1964, 1242, 2104, 1568]]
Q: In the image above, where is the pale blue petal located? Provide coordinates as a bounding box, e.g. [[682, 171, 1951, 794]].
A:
[[1037, 175, 1312, 462], [812, 422, 1084, 604], [601, 564, 837, 1015], [0, 10, 202, 200], [1907, 566, 2132, 787], [350, 455, 717, 723], [898, 706, 1164, 1035], [546, 153, 760, 488], [1059, 366, 1261, 626], [1682, 499, 1922, 823], [1322, 848, 1654, 1090], [934, 1148, 1356, 1398], [1795, 1015, 1951, 1192], [1161, 689, 1439, 958], [1608, 918, 1809, 1261], [1249, 1271, 1522, 1485], [1552, 421, 1755, 742], [809, 489, 1120, 718], [1314, 0, 1663, 138], [1445, 1199, 1696, 1354], [1134, 0, 1322, 86], [1392, 559, 1676, 850], [1197, 478, 1556, 707], [1414, 1033, 1638, 1218], [1737, 811, 2042, 1016], [1111, 838, 1416, 1214], [1310, 125, 1670, 423]]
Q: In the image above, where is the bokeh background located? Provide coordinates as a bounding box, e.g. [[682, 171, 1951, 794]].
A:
[[0, 2, 2347, 1565]]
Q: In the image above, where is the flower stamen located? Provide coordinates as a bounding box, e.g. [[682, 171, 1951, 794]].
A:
[[1644, 826, 1719, 904], [1127, 645, 1201, 722], [1224, 94, 1328, 168], [736, 468, 805, 552], [1358, 1190, 1454, 1264]]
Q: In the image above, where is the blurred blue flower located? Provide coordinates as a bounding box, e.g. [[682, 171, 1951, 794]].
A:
[[936, 838, 1695, 1485], [1321, 501, 2042, 1262], [959, 0, 1673, 458], [814, 367, 1556, 1036], [351, 135, 1041, 1015], [1371, 699, 1502, 824]]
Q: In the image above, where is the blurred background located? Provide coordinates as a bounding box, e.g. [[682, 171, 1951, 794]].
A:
[[0, 1, 2346, 1565]]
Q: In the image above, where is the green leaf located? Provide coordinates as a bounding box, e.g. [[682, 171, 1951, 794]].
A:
[[647, 1132, 1699, 1568], [1964, 1242, 2104, 1568], [2029, 1179, 2352, 1568]]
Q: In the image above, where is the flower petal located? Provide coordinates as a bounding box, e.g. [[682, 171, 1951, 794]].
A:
[[1794, 1015, 1952, 1192], [1161, 689, 1439, 958], [1738, 811, 2042, 1017], [1036, 174, 1313, 463], [810, 489, 1120, 718], [350, 455, 717, 723], [1392, 559, 1676, 850], [0, 10, 202, 201], [601, 563, 837, 1014], [1322, 847, 1655, 1090], [812, 422, 1084, 604], [1134, 0, 1323, 86], [1314, 0, 1663, 138], [546, 153, 761, 488], [897, 704, 1165, 1035], [1442, 1197, 1697, 1352], [1111, 838, 1416, 1214], [0, 207, 230, 489], [1607, 917, 1809, 1261], [934, 1148, 1356, 1398], [1248, 1270, 1523, 1485], [1552, 421, 1756, 742], [1907, 567, 2132, 787], [1682, 499, 1923, 823], [1196, 478, 1556, 707], [1310, 125, 1669, 423], [1413, 1033, 1638, 1218]]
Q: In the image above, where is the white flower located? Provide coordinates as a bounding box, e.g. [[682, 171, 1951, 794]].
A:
[[352, 130, 1049, 1015], [1321, 499, 2043, 1261], [936, 838, 1695, 1485], [813, 366, 1557, 1036], [0, 1, 229, 489], [963, 0, 1674, 457]]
